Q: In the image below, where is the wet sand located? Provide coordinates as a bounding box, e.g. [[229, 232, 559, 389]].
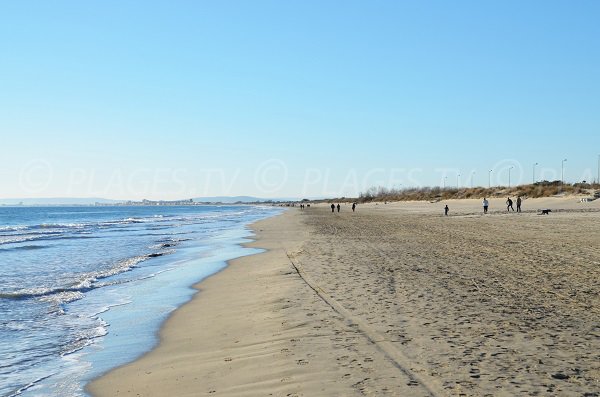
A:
[[89, 197, 600, 396]]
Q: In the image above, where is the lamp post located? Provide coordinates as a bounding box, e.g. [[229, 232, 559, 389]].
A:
[[561, 159, 567, 185], [508, 166, 514, 188], [443, 176, 447, 189], [597, 155, 599, 185], [457, 174, 460, 189], [470, 171, 476, 188], [488, 169, 492, 189], [533, 162, 538, 184]]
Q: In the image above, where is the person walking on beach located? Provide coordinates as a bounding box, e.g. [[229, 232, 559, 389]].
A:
[[336, 203, 341, 212], [516, 196, 522, 213], [352, 203, 356, 212], [331, 203, 335, 213], [506, 197, 514, 212], [444, 204, 449, 216], [482, 197, 489, 214]]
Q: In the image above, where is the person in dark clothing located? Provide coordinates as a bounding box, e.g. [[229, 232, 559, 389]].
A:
[[336, 203, 341, 212], [444, 205, 449, 216], [352, 203, 356, 212], [331, 203, 335, 213], [516, 196, 522, 212], [506, 197, 514, 212]]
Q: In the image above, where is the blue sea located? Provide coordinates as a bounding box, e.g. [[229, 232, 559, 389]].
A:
[[0, 205, 280, 396]]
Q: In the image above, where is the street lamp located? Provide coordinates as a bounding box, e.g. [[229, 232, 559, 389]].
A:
[[561, 159, 567, 185], [443, 176, 448, 189], [597, 155, 599, 185], [457, 174, 461, 189], [470, 171, 476, 188], [508, 166, 514, 188], [533, 162, 538, 184], [488, 169, 492, 189]]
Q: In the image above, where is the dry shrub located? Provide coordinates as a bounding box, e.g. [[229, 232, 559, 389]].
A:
[[358, 181, 596, 203]]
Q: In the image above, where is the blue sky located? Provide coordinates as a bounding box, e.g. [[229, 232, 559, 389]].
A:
[[1, 1, 599, 199]]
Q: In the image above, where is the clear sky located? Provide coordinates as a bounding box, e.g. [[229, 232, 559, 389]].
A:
[[1, 1, 599, 199]]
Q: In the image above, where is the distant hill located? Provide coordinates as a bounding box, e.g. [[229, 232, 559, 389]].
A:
[[0, 197, 122, 206]]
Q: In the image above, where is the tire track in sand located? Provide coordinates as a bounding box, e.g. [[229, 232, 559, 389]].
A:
[[286, 251, 444, 397]]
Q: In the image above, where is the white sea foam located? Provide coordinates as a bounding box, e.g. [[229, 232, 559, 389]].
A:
[[39, 223, 86, 229], [40, 291, 85, 305], [0, 235, 45, 245], [60, 325, 108, 357], [1, 254, 153, 304], [6, 373, 57, 397], [0, 205, 280, 397], [0, 225, 28, 232]]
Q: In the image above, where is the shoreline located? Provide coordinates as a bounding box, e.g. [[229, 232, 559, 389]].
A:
[[81, 210, 275, 393], [0, 205, 280, 397], [86, 209, 311, 396], [88, 198, 600, 396]]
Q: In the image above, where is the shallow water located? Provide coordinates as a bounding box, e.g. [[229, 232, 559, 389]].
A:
[[0, 205, 280, 396]]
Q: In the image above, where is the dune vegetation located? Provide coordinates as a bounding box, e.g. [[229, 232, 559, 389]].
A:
[[358, 181, 600, 203]]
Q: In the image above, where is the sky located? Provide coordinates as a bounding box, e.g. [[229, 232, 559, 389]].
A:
[[1, 1, 599, 200]]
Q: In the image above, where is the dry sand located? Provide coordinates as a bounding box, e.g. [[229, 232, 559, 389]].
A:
[[89, 197, 600, 396]]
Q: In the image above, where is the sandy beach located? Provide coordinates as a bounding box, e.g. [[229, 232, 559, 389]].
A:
[[89, 197, 600, 396]]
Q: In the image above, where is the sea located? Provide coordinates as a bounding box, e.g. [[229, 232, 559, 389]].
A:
[[0, 205, 281, 396]]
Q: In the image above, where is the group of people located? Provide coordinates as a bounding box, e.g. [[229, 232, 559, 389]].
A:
[[482, 196, 522, 214], [330, 202, 357, 213], [444, 196, 524, 216], [505, 196, 522, 212]]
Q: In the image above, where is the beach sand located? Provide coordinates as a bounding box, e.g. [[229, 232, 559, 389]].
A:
[[89, 197, 600, 396]]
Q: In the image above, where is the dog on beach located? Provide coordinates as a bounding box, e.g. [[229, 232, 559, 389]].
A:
[[540, 209, 552, 215]]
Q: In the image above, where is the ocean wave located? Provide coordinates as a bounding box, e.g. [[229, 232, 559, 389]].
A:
[[0, 235, 47, 245], [58, 235, 98, 240], [39, 223, 86, 229], [149, 241, 178, 249], [122, 217, 147, 223], [160, 235, 193, 240], [0, 229, 63, 238], [0, 225, 28, 232], [0, 285, 92, 302], [147, 249, 175, 258], [91, 299, 132, 316], [0, 244, 49, 251], [0, 250, 176, 305], [0, 233, 97, 246], [6, 373, 56, 397], [60, 324, 108, 357], [0, 212, 242, 241]]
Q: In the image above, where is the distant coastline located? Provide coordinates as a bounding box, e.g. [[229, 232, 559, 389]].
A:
[[4, 182, 599, 208], [0, 196, 307, 207]]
